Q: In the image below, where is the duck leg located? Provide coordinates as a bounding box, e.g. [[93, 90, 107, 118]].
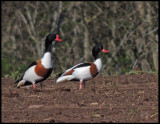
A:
[[79, 81, 83, 90], [33, 83, 36, 90]]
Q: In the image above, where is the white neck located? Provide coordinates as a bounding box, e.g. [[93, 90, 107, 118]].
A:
[[94, 58, 102, 72], [41, 52, 53, 68]]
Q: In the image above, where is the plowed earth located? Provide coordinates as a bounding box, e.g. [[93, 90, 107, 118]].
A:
[[1, 73, 158, 123]]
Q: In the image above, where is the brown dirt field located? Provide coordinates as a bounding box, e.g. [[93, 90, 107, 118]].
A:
[[1, 73, 158, 123]]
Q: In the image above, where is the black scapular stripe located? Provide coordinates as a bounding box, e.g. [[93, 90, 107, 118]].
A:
[[73, 63, 91, 69], [56, 63, 91, 78]]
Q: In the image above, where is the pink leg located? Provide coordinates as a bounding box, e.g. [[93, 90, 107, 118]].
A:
[[33, 84, 36, 90], [79, 81, 83, 90]]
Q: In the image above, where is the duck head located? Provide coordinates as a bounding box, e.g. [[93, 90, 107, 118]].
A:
[[45, 34, 62, 52], [92, 44, 109, 59]]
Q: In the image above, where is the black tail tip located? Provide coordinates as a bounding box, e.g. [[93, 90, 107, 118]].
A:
[[56, 72, 64, 78], [14, 80, 19, 84]]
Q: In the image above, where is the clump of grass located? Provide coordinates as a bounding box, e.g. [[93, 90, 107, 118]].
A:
[[107, 82, 112, 88], [3, 74, 10, 79], [3, 69, 22, 80], [10, 70, 22, 80], [126, 70, 139, 75], [10, 65, 26, 80], [147, 70, 156, 74], [106, 80, 119, 88], [126, 69, 156, 75], [130, 106, 136, 115]]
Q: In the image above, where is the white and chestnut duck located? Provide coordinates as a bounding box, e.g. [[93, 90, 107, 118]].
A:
[[56, 44, 109, 89], [15, 34, 62, 90]]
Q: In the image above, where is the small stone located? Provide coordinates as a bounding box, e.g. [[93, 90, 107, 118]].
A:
[[28, 105, 44, 109], [90, 102, 98, 106], [91, 113, 101, 118]]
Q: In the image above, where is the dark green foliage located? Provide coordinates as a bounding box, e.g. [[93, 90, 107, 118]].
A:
[[2, 1, 158, 77]]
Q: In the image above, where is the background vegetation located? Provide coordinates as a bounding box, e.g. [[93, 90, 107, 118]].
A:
[[1, 1, 158, 78]]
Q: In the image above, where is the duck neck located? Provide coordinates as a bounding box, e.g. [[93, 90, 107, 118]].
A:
[[93, 52, 99, 60], [94, 58, 102, 72], [41, 52, 52, 68], [45, 43, 52, 52]]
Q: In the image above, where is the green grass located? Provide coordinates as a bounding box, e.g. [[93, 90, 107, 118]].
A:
[[2, 66, 156, 81], [125, 70, 140, 75], [147, 70, 156, 74], [10, 70, 22, 80]]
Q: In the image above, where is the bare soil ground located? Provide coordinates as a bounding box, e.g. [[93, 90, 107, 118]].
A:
[[1, 73, 158, 123]]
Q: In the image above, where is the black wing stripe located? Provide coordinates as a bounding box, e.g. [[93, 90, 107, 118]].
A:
[[26, 61, 37, 70], [72, 63, 91, 69]]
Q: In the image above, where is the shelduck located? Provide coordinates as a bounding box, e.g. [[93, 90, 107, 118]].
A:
[[15, 34, 62, 90], [56, 44, 109, 89]]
